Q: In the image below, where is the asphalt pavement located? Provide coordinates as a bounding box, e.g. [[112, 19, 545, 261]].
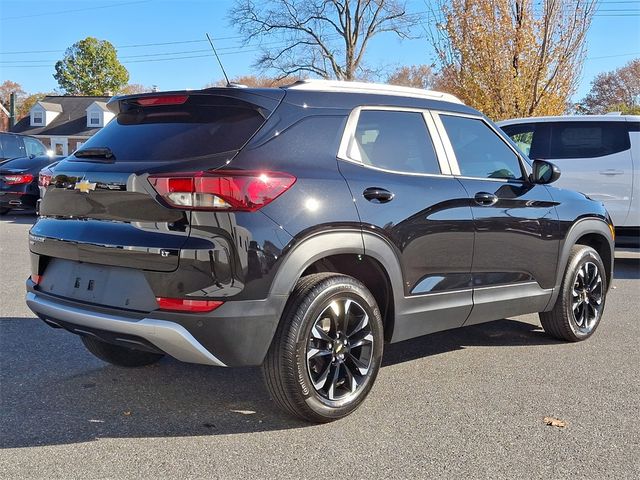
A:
[[1, 211, 639, 479]]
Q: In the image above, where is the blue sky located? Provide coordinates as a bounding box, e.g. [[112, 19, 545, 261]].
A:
[[1, 0, 639, 101]]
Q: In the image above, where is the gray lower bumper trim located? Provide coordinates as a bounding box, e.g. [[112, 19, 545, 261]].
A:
[[26, 292, 226, 367]]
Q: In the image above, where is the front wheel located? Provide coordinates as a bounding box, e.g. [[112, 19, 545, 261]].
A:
[[262, 273, 384, 423], [540, 245, 607, 342]]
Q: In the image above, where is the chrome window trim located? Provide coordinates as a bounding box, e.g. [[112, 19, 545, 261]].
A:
[[431, 110, 531, 181], [336, 106, 453, 177]]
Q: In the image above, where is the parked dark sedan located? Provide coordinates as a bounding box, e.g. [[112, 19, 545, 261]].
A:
[[0, 155, 61, 214]]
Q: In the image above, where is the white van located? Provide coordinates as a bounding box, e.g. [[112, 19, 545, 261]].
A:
[[499, 115, 639, 247]]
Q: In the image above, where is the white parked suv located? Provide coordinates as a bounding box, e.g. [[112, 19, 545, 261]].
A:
[[499, 115, 640, 247]]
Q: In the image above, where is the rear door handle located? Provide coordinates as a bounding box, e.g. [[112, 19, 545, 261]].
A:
[[474, 192, 498, 206], [599, 169, 624, 176], [363, 187, 394, 204]]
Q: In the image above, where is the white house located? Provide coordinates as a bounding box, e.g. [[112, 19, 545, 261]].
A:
[[12, 95, 113, 155]]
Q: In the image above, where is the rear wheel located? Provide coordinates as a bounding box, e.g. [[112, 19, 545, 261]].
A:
[[81, 336, 164, 367], [262, 273, 384, 423], [540, 245, 607, 342]]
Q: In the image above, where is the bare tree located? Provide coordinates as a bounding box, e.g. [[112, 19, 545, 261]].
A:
[[205, 75, 301, 88], [580, 58, 640, 114], [429, 0, 596, 120], [229, 0, 419, 80]]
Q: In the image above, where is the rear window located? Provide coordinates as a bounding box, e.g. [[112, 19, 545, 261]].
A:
[[76, 96, 266, 162], [503, 121, 632, 160], [0, 134, 26, 159]]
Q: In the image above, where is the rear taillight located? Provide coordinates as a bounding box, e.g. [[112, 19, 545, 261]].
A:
[[4, 174, 34, 185], [30, 274, 42, 285], [156, 297, 223, 313], [148, 170, 296, 212], [39, 173, 52, 188]]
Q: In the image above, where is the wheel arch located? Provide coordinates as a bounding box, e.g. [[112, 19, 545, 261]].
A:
[[545, 217, 614, 310], [269, 230, 403, 342]]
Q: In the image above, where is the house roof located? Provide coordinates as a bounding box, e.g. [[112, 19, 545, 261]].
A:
[[35, 101, 63, 112], [11, 95, 111, 137]]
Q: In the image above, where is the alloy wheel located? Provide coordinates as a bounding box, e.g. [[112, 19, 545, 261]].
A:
[[306, 298, 374, 401], [571, 261, 603, 332]]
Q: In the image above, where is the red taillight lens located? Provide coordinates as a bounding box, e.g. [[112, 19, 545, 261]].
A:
[[148, 170, 296, 212], [135, 95, 189, 107], [30, 274, 42, 285], [4, 174, 34, 185], [156, 297, 223, 313], [39, 173, 52, 187]]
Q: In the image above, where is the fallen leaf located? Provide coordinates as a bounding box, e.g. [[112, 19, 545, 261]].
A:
[[543, 416, 567, 428], [123, 411, 132, 416]]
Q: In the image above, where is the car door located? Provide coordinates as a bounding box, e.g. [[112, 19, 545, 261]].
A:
[[502, 121, 634, 227], [337, 107, 475, 342], [434, 112, 559, 325]]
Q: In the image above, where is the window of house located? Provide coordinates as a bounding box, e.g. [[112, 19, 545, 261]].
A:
[[32, 111, 43, 125], [89, 112, 101, 126], [350, 110, 441, 175], [440, 114, 524, 180]]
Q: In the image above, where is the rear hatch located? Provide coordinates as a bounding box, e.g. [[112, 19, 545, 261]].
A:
[[32, 89, 284, 274]]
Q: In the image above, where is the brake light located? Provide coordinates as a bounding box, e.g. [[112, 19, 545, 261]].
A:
[[4, 174, 34, 185], [156, 297, 224, 313], [39, 173, 52, 187], [135, 95, 188, 106], [30, 274, 42, 285], [148, 170, 296, 212]]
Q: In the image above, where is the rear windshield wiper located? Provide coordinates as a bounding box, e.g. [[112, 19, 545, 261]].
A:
[[73, 147, 115, 161]]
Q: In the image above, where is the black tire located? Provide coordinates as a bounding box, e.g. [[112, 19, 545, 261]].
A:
[[0, 208, 10, 216], [540, 245, 607, 342], [81, 336, 164, 367], [262, 273, 384, 423]]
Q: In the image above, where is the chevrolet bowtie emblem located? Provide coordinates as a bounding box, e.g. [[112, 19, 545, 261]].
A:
[[74, 179, 97, 193]]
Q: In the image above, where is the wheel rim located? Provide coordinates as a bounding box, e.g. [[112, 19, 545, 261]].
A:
[[571, 261, 603, 332], [306, 297, 374, 401]]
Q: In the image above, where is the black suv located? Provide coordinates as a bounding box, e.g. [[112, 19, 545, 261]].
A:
[[26, 81, 614, 422]]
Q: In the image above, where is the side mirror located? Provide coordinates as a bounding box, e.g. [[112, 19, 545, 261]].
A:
[[531, 159, 561, 185]]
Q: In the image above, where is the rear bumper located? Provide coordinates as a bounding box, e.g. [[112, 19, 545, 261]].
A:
[[25, 286, 288, 367], [0, 191, 37, 209]]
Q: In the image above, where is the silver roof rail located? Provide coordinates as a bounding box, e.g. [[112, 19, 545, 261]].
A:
[[284, 79, 463, 104]]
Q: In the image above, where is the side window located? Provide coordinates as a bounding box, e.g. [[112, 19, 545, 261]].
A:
[[548, 122, 630, 159], [351, 110, 441, 174], [24, 137, 46, 157], [440, 115, 523, 180], [0, 134, 26, 159], [501, 123, 537, 156]]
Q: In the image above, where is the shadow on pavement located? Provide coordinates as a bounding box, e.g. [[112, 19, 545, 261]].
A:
[[0, 210, 37, 225], [614, 257, 640, 280], [0, 315, 554, 448]]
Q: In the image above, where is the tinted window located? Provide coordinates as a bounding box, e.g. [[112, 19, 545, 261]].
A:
[[24, 136, 46, 157], [352, 110, 440, 174], [440, 115, 523, 180], [77, 97, 265, 162], [0, 134, 26, 159], [500, 123, 538, 157], [548, 122, 630, 159]]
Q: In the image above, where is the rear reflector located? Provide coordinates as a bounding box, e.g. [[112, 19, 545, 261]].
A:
[[30, 274, 42, 285], [156, 297, 224, 313], [4, 174, 34, 185], [135, 95, 189, 107], [148, 170, 296, 212]]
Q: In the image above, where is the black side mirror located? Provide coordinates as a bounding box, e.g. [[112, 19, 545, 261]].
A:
[[531, 159, 561, 185]]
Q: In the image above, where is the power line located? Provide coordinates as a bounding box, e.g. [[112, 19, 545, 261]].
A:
[[0, 0, 152, 22]]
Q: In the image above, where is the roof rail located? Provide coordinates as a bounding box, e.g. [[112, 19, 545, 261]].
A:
[[284, 79, 463, 104]]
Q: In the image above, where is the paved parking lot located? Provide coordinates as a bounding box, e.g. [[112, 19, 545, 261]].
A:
[[1, 211, 639, 479]]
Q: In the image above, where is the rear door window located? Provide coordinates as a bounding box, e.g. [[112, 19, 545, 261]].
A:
[[440, 115, 524, 180], [24, 136, 47, 157], [351, 110, 441, 175], [77, 96, 267, 162], [548, 122, 630, 159]]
